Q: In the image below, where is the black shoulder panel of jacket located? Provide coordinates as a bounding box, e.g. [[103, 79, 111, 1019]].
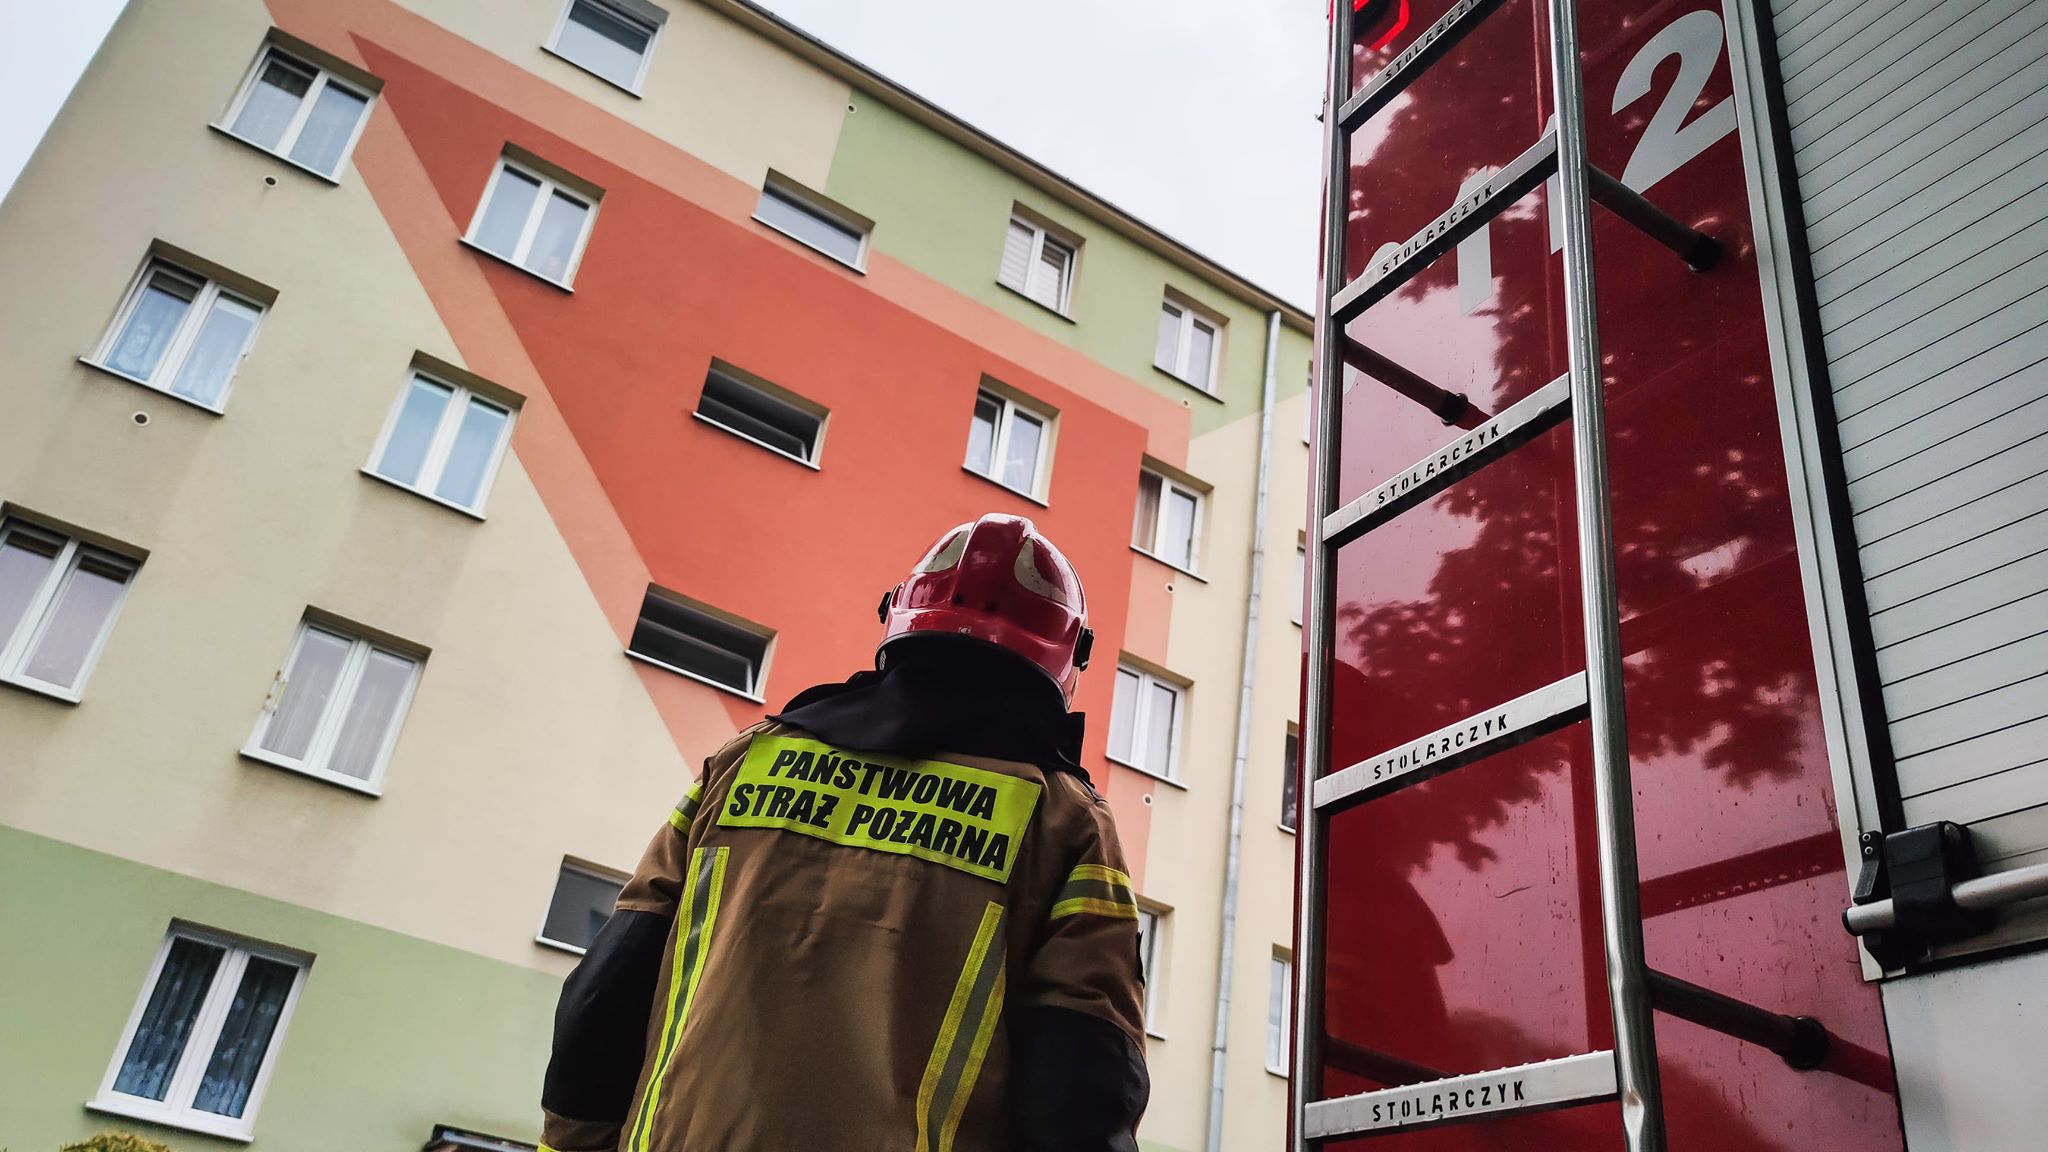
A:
[[543, 907, 670, 1124], [1008, 1004, 1150, 1152]]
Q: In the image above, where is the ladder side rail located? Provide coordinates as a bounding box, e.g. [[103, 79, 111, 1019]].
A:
[[1292, 0, 1353, 1146], [1544, 0, 1667, 1147]]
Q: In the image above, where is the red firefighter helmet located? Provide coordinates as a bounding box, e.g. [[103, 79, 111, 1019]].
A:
[[878, 514, 1093, 704]]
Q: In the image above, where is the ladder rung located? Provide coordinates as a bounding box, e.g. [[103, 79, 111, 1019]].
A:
[[1302, 1050, 1618, 1138], [1313, 673, 1587, 813], [1330, 131, 1558, 324], [1322, 373, 1570, 548], [1337, 0, 1511, 132]]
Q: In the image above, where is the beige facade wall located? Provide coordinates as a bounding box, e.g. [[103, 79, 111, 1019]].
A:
[[1120, 367, 1310, 1152], [0, 0, 692, 974], [392, 0, 851, 190]]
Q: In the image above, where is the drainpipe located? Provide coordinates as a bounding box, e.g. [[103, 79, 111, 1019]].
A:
[[1207, 309, 1282, 1152]]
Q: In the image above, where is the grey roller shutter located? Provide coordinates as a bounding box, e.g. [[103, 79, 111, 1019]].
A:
[[1773, 0, 2048, 873]]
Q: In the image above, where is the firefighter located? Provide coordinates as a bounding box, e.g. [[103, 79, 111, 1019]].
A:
[[541, 513, 1150, 1152]]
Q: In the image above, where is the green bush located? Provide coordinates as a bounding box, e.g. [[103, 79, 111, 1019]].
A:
[[59, 1134, 175, 1152]]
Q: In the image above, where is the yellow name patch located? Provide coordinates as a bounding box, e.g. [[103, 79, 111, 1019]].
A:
[[717, 735, 1041, 883]]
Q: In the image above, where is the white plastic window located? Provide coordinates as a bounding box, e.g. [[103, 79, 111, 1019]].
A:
[[546, 0, 663, 92], [0, 519, 138, 701], [91, 258, 264, 411], [466, 157, 598, 286], [367, 371, 516, 515], [1137, 905, 1164, 1034], [1133, 470, 1203, 572], [1154, 299, 1221, 392], [998, 216, 1075, 312], [1267, 954, 1294, 1074], [220, 44, 373, 179], [244, 619, 422, 794], [91, 926, 308, 1140], [1109, 665, 1183, 781], [965, 389, 1050, 498]]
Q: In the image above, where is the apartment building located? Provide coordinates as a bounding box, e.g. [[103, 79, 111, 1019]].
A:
[[0, 2, 1311, 1150]]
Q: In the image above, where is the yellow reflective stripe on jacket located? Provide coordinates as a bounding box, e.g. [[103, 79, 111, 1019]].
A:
[[629, 845, 728, 1152], [668, 781, 704, 834], [1048, 862, 1138, 921], [916, 902, 1007, 1152]]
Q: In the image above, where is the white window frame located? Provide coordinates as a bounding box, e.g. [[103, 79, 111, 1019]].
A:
[[1001, 215, 1076, 314], [694, 363, 828, 468], [544, 0, 666, 94], [89, 924, 309, 1141], [86, 257, 266, 413], [1137, 904, 1167, 1039], [1133, 469, 1205, 575], [463, 155, 600, 287], [363, 369, 519, 517], [215, 42, 376, 182], [1109, 664, 1186, 783], [1292, 543, 1305, 627], [627, 589, 773, 704], [0, 519, 139, 703], [1281, 726, 1300, 835], [753, 176, 872, 272], [1267, 952, 1294, 1075], [242, 618, 423, 796], [535, 857, 628, 956], [1155, 297, 1223, 393], [965, 388, 1053, 500]]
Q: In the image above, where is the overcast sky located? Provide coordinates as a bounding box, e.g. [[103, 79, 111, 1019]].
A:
[[0, 0, 1325, 302]]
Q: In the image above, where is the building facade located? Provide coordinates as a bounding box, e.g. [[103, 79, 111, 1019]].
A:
[[0, 2, 1312, 1150]]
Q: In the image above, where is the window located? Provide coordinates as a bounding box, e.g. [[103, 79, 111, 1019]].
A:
[[1109, 664, 1184, 781], [998, 214, 1075, 313], [1137, 905, 1165, 1035], [244, 618, 422, 793], [366, 367, 518, 515], [1133, 469, 1203, 572], [696, 363, 826, 465], [0, 518, 139, 701], [89, 257, 266, 411], [546, 0, 664, 92], [1267, 953, 1294, 1074], [1292, 543, 1305, 627], [539, 859, 627, 954], [218, 42, 374, 179], [754, 177, 870, 270], [1281, 728, 1299, 833], [629, 588, 771, 700], [965, 388, 1051, 498], [92, 926, 308, 1140], [465, 155, 599, 286], [1155, 297, 1222, 392]]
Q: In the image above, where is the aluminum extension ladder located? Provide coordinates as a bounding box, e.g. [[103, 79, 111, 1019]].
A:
[[1290, 1, 1828, 1149]]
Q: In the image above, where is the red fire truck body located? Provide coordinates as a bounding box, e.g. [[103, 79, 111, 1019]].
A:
[[1297, 0, 2048, 1147]]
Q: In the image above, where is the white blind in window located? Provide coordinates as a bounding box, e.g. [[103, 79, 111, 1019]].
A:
[[1771, 0, 2048, 874], [999, 220, 1034, 294], [1033, 238, 1070, 309]]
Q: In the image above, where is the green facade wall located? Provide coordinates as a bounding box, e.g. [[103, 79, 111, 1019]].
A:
[[825, 95, 1312, 439], [0, 829, 557, 1152]]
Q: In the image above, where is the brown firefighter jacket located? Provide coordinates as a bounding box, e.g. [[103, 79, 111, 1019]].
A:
[[540, 718, 1148, 1152]]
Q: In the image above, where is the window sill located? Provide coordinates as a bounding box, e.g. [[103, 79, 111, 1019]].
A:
[[240, 749, 385, 797], [1266, 1065, 1290, 1079], [206, 122, 345, 186], [961, 465, 1050, 508], [360, 468, 490, 520], [1130, 546, 1208, 584], [0, 673, 84, 706], [692, 412, 822, 470], [540, 45, 647, 98], [1279, 822, 1297, 836], [994, 279, 1076, 324], [1151, 364, 1225, 403], [1108, 756, 1188, 791], [77, 358, 230, 416], [625, 650, 767, 705], [1145, 1027, 1169, 1041], [535, 933, 591, 956], [458, 237, 577, 293], [87, 1096, 255, 1143], [751, 214, 868, 275]]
